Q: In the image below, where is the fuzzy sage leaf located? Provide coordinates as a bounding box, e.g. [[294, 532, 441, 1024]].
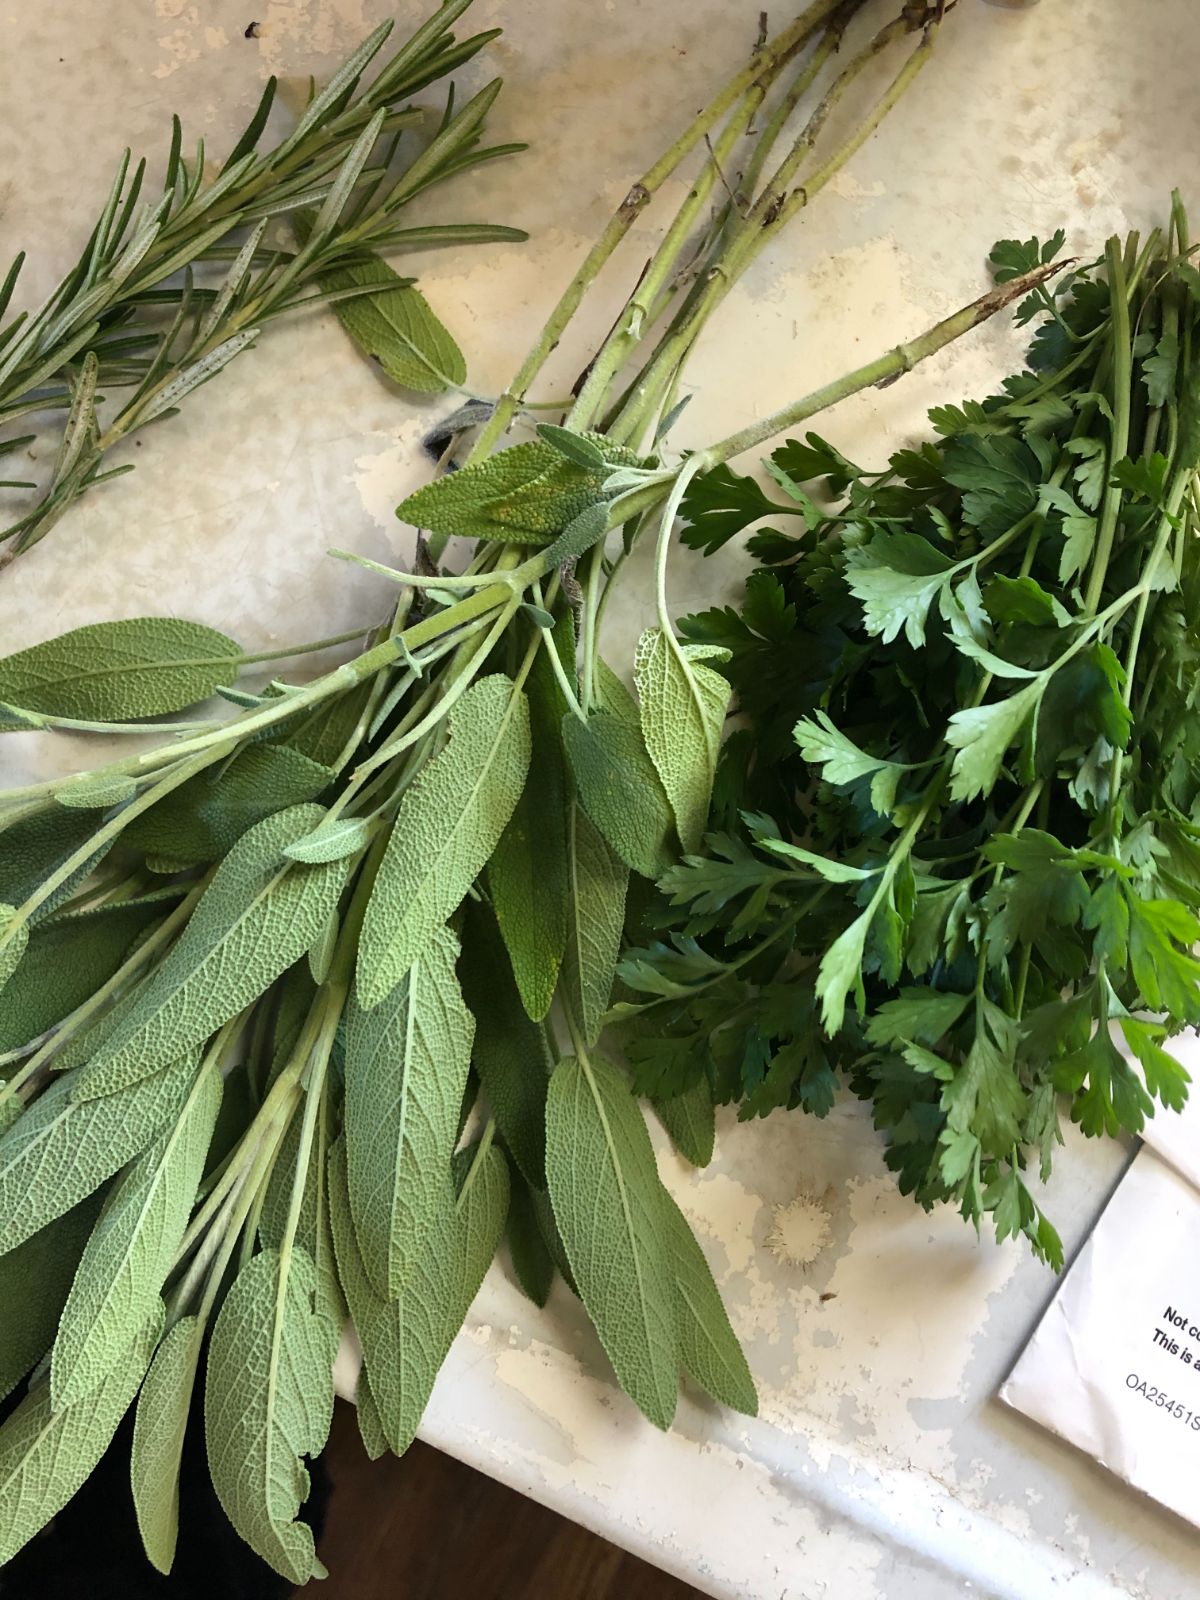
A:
[[204, 1246, 337, 1585], [545, 1052, 678, 1430], [358, 674, 531, 1008], [345, 925, 474, 1300], [75, 804, 354, 1099], [0, 617, 243, 721]]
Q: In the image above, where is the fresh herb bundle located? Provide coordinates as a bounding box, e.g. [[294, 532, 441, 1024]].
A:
[[0, 0, 525, 563], [618, 198, 1200, 1269], [0, 0, 1013, 1579]]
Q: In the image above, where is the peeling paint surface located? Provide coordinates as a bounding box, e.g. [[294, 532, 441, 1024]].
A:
[[3, 1, 1200, 1595]]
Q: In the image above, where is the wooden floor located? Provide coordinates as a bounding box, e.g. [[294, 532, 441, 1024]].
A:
[[304, 1400, 703, 1600]]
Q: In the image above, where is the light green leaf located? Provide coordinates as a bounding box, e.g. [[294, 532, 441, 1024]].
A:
[[592, 656, 640, 726], [328, 1135, 509, 1457], [816, 909, 871, 1035], [489, 642, 569, 1021], [0, 905, 27, 995], [0, 1193, 103, 1404], [0, 618, 243, 720], [0, 1309, 160, 1565], [564, 709, 676, 879], [0, 1057, 199, 1256], [345, 925, 474, 1300], [563, 804, 628, 1045], [76, 805, 353, 1099], [794, 710, 910, 817], [843, 536, 955, 648], [205, 1247, 337, 1585], [653, 1077, 715, 1167], [460, 901, 551, 1190], [125, 743, 334, 864], [131, 1315, 204, 1574], [759, 837, 876, 883], [52, 772, 139, 810], [358, 675, 531, 1008], [307, 906, 338, 984], [51, 1059, 220, 1409], [320, 255, 465, 393], [945, 682, 1042, 803], [536, 423, 606, 469], [659, 1188, 755, 1415], [545, 1053, 678, 1429], [354, 1368, 388, 1462], [635, 628, 730, 855], [282, 814, 374, 863]]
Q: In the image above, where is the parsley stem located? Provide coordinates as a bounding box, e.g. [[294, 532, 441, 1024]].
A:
[[1082, 239, 1131, 613], [706, 258, 1072, 467]]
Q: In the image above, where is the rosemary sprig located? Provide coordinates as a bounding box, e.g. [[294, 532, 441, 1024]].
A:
[[0, 0, 525, 564]]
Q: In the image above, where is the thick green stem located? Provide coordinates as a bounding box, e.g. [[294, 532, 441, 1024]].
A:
[[457, 0, 850, 473], [707, 258, 1071, 466], [611, 8, 940, 446], [1083, 239, 1132, 613]]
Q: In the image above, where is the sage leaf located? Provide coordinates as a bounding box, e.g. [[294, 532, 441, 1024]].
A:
[[396, 435, 633, 546], [563, 804, 628, 1046], [124, 744, 334, 864], [205, 1246, 337, 1585], [0, 807, 114, 922], [460, 901, 550, 1189], [563, 709, 675, 879], [0, 888, 174, 1057], [283, 814, 373, 863], [634, 627, 731, 854], [76, 804, 353, 1099], [282, 678, 375, 768], [320, 255, 465, 393], [50, 1058, 221, 1410], [536, 423, 606, 469], [52, 772, 140, 809], [131, 1315, 204, 1574], [0, 617, 243, 720], [653, 1077, 715, 1167], [545, 1052, 678, 1429], [358, 675, 531, 1008], [328, 1134, 509, 1457], [592, 656, 640, 725], [0, 905, 28, 995], [345, 925, 474, 1300], [354, 1369, 388, 1462], [0, 1057, 199, 1256], [488, 640, 570, 1020], [0, 1309, 160, 1565], [660, 1188, 756, 1415], [0, 1193, 102, 1404], [506, 1175, 554, 1307]]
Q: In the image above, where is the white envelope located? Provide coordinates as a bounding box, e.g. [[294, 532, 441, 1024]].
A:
[[1000, 1033, 1200, 1528]]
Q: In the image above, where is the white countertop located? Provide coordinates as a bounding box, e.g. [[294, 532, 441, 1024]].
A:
[[4, 1, 1200, 1595]]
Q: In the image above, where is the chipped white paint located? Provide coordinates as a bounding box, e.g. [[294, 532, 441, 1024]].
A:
[[4, 1, 1200, 1595]]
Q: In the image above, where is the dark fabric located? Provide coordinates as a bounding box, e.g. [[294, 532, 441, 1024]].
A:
[[0, 1395, 330, 1599]]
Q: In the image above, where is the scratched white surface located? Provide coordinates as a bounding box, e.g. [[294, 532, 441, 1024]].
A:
[[2, 2, 1199, 1595]]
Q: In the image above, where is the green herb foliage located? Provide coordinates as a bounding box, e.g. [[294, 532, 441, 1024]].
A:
[[622, 206, 1200, 1267], [0, 0, 525, 562], [0, 3, 970, 1578]]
